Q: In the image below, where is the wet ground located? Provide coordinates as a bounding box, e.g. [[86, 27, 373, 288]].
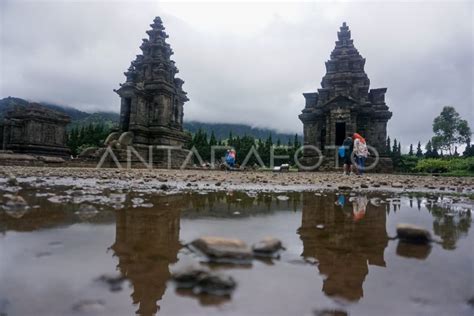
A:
[[1, 182, 473, 316]]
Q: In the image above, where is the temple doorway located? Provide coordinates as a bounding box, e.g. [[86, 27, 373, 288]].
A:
[[121, 98, 131, 131], [335, 122, 346, 146], [320, 128, 326, 150]]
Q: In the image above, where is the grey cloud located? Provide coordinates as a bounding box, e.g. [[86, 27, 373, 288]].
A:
[[1, 0, 472, 149]]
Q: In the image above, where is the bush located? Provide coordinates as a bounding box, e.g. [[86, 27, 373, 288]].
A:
[[396, 155, 420, 173], [415, 159, 450, 173], [447, 157, 474, 172], [414, 157, 474, 175]]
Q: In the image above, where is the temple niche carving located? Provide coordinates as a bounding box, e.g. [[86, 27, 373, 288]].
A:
[[1, 102, 71, 157], [115, 16, 190, 148], [299, 22, 392, 170]]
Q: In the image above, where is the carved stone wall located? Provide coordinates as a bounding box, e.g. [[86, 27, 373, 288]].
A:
[[1, 103, 71, 156]]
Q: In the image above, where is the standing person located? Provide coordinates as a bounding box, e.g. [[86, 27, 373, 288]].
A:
[[225, 149, 236, 168], [342, 134, 354, 175], [353, 133, 368, 175]]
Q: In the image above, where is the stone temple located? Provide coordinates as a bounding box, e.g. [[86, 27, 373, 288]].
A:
[[1, 103, 70, 157], [111, 17, 190, 163], [90, 17, 191, 167], [299, 22, 392, 170]]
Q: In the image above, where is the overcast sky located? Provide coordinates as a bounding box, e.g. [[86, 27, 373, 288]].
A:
[[1, 0, 472, 148]]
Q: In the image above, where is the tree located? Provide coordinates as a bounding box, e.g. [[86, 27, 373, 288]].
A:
[[408, 144, 414, 156], [293, 134, 300, 149], [453, 146, 459, 157], [398, 143, 401, 156], [209, 131, 217, 147], [463, 138, 474, 157], [392, 138, 398, 157], [432, 106, 471, 155], [425, 140, 433, 158], [416, 141, 423, 157], [386, 136, 391, 155]]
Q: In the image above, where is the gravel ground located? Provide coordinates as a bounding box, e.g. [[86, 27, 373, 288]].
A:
[[0, 166, 473, 196]]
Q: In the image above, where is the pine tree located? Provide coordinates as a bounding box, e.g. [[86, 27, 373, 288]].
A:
[[392, 139, 398, 157], [287, 138, 293, 147], [398, 143, 401, 156], [386, 136, 391, 155], [293, 134, 300, 148], [425, 140, 433, 158], [416, 141, 423, 157], [408, 144, 414, 156], [209, 131, 217, 146]]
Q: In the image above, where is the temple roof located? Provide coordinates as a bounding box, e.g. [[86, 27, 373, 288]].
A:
[[119, 16, 187, 99], [320, 22, 370, 101], [6, 103, 71, 123]]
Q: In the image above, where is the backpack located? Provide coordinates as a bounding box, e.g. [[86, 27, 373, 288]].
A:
[[338, 146, 345, 158]]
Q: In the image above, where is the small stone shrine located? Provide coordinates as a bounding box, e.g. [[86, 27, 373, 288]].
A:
[[299, 23, 392, 170], [1, 103, 70, 157]]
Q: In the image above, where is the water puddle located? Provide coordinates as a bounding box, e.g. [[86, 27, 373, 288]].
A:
[[0, 188, 473, 315]]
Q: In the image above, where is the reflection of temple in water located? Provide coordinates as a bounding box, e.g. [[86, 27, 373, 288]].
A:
[[108, 192, 302, 315], [297, 194, 388, 301], [110, 195, 184, 316]]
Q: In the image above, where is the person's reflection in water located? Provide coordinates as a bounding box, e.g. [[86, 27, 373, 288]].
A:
[[298, 193, 388, 302], [351, 195, 368, 222], [110, 195, 183, 316]]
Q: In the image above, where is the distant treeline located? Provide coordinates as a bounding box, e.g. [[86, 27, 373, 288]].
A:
[[184, 121, 302, 145], [67, 123, 113, 155], [187, 129, 301, 166]]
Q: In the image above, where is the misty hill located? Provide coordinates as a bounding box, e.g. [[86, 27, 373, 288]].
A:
[[184, 121, 301, 143], [0, 96, 301, 142], [0, 96, 119, 130]]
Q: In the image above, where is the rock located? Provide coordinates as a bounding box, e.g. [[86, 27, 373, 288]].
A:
[[75, 204, 98, 220], [276, 195, 289, 201], [396, 241, 431, 260], [313, 308, 348, 316], [78, 147, 98, 158], [109, 193, 126, 205], [215, 182, 222, 186], [172, 265, 236, 296], [104, 132, 120, 146], [392, 182, 403, 188], [467, 296, 474, 307], [370, 197, 381, 207], [338, 185, 352, 191], [72, 299, 105, 313], [189, 236, 253, 264], [252, 237, 283, 257], [2, 195, 30, 218], [360, 183, 369, 188], [96, 273, 126, 292], [396, 223, 431, 244], [118, 131, 134, 146], [7, 175, 19, 186], [38, 156, 65, 163]]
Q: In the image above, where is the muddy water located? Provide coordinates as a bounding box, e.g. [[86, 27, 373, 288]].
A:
[[0, 190, 473, 316]]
